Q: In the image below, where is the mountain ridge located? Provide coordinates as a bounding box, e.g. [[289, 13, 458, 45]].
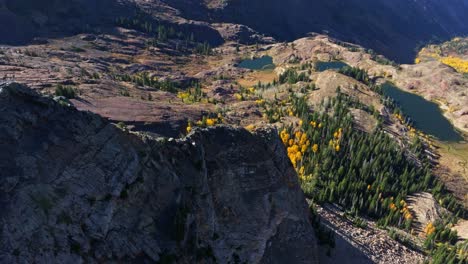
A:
[[163, 0, 468, 63], [2, 0, 468, 63]]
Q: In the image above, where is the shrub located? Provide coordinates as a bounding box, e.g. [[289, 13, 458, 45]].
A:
[[55, 85, 76, 99]]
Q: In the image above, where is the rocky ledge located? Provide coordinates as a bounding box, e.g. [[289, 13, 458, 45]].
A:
[[0, 83, 318, 263]]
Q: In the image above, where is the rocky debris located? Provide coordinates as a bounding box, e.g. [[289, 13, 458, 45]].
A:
[[317, 205, 426, 264], [203, 0, 229, 9], [223, 101, 265, 126], [206, 80, 236, 101], [349, 108, 378, 133], [0, 82, 318, 263], [407, 193, 450, 234], [312, 70, 382, 111], [452, 220, 468, 240], [194, 64, 246, 80], [212, 23, 276, 45]]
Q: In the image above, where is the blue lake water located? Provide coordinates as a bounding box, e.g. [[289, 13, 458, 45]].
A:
[[381, 82, 463, 142], [238, 56, 275, 70], [315, 61, 348, 71]]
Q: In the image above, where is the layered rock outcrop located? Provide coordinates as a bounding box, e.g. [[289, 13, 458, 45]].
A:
[[0, 83, 318, 263]]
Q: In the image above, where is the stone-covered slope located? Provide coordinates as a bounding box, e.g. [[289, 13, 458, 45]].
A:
[[0, 83, 318, 263]]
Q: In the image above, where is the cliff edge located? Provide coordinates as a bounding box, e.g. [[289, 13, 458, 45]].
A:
[[0, 83, 318, 263]]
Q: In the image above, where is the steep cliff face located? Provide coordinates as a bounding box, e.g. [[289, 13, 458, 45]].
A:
[[0, 83, 318, 263]]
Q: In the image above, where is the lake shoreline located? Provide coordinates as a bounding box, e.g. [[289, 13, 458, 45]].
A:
[[382, 82, 466, 143]]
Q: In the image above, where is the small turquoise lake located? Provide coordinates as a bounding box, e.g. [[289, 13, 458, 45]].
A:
[[238, 56, 275, 70], [315, 61, 348, 72], [381, 83, 463, 142]]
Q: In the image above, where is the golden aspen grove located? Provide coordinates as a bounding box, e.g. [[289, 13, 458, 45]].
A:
[[416, 37, 468, 73]]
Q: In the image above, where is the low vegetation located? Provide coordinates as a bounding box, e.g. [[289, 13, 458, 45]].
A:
[[366, 49, 400, 68], [338, 66, 370, 84], [55, 84, 76, 99], [278, 68, 308, 84], [416, 38, 468, 73], [440, 56, 468, 73], [186, 114, 224, 133], [111, 72, 178, 93], [115, 13, 213, 55]]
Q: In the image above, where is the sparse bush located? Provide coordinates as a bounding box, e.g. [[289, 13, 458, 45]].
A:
[[279, 68, 308, 84], [195, 41, 212, 55], [112, 72, 178, 93], [116, 122, 128, 131], [55, 85, 76, 99], [119, 89, 130, 97]]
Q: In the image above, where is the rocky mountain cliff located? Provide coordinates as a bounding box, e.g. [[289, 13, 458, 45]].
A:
[[0, 82, 318, 263]]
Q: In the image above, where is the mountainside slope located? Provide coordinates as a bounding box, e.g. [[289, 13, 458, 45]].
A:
[[0, 0, 225, 46], [0, 82, 318, 263], [166, 0, 468, 63], [0, 0, 133, 44], [1, 1, 467, 262], [2, 0, 468, 62]]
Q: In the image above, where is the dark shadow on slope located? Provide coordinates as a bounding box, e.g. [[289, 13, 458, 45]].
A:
[[0, 0, 224, 47], [165, 0, 468, 63], [0, 0, 135, 45], [317, 218, 373, 264]]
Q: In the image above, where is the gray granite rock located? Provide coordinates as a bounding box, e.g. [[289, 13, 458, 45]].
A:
[[0, 83, 318, 263]]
